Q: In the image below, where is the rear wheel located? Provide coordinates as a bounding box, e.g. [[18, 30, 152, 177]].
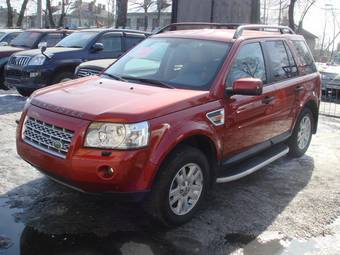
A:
[[288, 108, 313, 157], [144, 145, 210, 226], [16, 87, 34, 97]]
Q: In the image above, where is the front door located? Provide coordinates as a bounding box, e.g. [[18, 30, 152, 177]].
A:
[[222, 41, 280, 158]]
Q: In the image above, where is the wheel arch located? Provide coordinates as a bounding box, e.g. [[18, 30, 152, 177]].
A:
[[303, 99, 319, 134], [150, 133, 220, 189]]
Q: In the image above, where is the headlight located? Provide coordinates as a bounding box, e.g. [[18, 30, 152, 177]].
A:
[[84, 121, 149, 149], [28, 55, 46, 65]]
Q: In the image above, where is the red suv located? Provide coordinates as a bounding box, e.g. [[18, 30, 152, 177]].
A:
[[17, 23, 320, 226]]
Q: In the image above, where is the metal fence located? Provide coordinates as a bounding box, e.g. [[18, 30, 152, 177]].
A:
[[320, 85, 340, 118]]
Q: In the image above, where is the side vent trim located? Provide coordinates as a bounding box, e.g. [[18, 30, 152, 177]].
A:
[[206, 109, 225, 126]]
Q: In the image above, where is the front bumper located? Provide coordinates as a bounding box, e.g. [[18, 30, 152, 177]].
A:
[[17, 105, 157, 195], [4, 64, 53, 89]]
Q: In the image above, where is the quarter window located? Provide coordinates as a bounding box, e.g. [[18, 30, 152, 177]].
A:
[[227, 43, 266, 86], [264, 40, 297, 81], [291, 40, 316, 75]]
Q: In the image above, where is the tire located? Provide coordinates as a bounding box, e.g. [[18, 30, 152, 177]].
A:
[[53, 72, 74, 84], [16, 87, 34, 97], [288, 108, 314, 158], [144, 145, 210, 226]]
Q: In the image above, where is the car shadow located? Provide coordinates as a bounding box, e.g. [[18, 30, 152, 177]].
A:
[[4, 155, 314, 255], [0, 93, 25, 115]]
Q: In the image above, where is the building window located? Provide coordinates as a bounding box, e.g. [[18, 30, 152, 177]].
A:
[[126, 18, 131, 28]]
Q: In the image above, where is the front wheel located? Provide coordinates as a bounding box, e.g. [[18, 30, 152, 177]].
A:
[[288, 108, 314, 158], [144, 145, 210, 226]]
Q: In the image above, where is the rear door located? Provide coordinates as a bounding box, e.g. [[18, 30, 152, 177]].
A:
[[261, 39, 299, 139], [223, 41, 279, 157]]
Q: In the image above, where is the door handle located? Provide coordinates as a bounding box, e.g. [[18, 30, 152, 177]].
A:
[[295, 85, 304, 93], [262, 96, 275, 104]]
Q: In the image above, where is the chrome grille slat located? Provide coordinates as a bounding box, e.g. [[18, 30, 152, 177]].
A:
[[23, 117, 74, 159], [8, 56, 32, 67], [77, 68, 101, 77]]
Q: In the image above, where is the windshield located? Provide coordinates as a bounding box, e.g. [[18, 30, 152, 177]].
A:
[[104, 38, 231, 90], [0, 32, 5, 40], [10, 31, 41, 48], [56, 31, 98, 48]]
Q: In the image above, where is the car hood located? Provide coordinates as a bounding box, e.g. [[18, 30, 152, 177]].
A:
[[319, 65, 340, 74], [79, 59, 116, 69], [31, 76, 211, 122], [0, 46, 25, 57], [14, 47, 81, 57]]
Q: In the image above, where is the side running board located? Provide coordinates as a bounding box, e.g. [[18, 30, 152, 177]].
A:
[[216, 144, 289, 183]]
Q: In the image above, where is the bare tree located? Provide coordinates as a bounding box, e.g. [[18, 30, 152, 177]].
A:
[[57, 0, 73, 27], [156, 0, 170, 28], [116, 0, 128, 28], [288, 0, 297, 30], [46, 0, 56, 27], [16, 0, 29, 27], [131, 0, 155, 30], [6, 0, 13, 28], [296, 0, 316, 33]]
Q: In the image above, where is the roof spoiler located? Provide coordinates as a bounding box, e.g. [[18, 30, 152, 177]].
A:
[[155, 22, 295, 39]]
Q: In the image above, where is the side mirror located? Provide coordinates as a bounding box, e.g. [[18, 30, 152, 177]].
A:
[[38, 42, 47, 49], [0, 42, 8, 46], [91, 43, 104, 52], [232, 77, 263, 96]]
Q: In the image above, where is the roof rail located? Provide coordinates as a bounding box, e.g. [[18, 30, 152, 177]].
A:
[[155, 22, 243, 34], [233, 24, 295, 39]]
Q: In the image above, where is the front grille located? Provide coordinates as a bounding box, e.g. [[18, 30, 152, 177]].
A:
[[8, 56, 31, 67], [23, 117, 74, 159], [76, 68, 101, 78]]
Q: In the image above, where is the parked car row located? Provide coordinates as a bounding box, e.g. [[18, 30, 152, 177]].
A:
[[0, 28, 149, 96]]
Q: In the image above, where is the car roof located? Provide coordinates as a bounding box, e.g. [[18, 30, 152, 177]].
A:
[[79, 28, 151, 35], [24, 28, 72, 33], [152, 28, 304, 42], [0, 29, 22, 34]]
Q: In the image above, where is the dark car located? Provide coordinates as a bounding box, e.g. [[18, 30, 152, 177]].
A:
[[75, 58, 116, 77], [5, 29, 149, 96], [0, 29, 22, 46], [0, 29, 71, 90]]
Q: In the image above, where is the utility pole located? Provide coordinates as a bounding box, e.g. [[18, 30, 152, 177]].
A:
[[37, 0, 42, 28]]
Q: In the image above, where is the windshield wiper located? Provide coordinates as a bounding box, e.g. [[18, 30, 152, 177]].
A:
[[101, 73, 126, 81], [121, 76, 175, 89]]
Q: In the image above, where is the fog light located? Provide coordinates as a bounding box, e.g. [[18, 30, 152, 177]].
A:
[[30, 71, 40, 78], [97, 165, 115, 180]]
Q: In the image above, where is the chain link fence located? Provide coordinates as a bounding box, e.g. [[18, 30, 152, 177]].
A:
[[320, 85, 340, 118]]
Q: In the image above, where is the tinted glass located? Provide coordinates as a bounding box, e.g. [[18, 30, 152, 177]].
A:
[[105, 38, 231, 90], [0, 32, 5, 41], [56, 31, 98, 48], [291, 40, 316, 75], [97, 33, 122, 52], [264, 41, 297, 81], [10, 31, 41, 48], [3, 33, 20, 43], [284, 42, 298, 77], [126, 37, 144, 50], [40, 33, 64, 47], [227, 43, 266, 86]]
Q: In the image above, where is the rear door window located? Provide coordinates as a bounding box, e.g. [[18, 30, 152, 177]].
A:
[[263, 40, 297, 82], [291, 40, 316, 75], [227, 42, 267, 86], [126, 36, 145, 50]]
